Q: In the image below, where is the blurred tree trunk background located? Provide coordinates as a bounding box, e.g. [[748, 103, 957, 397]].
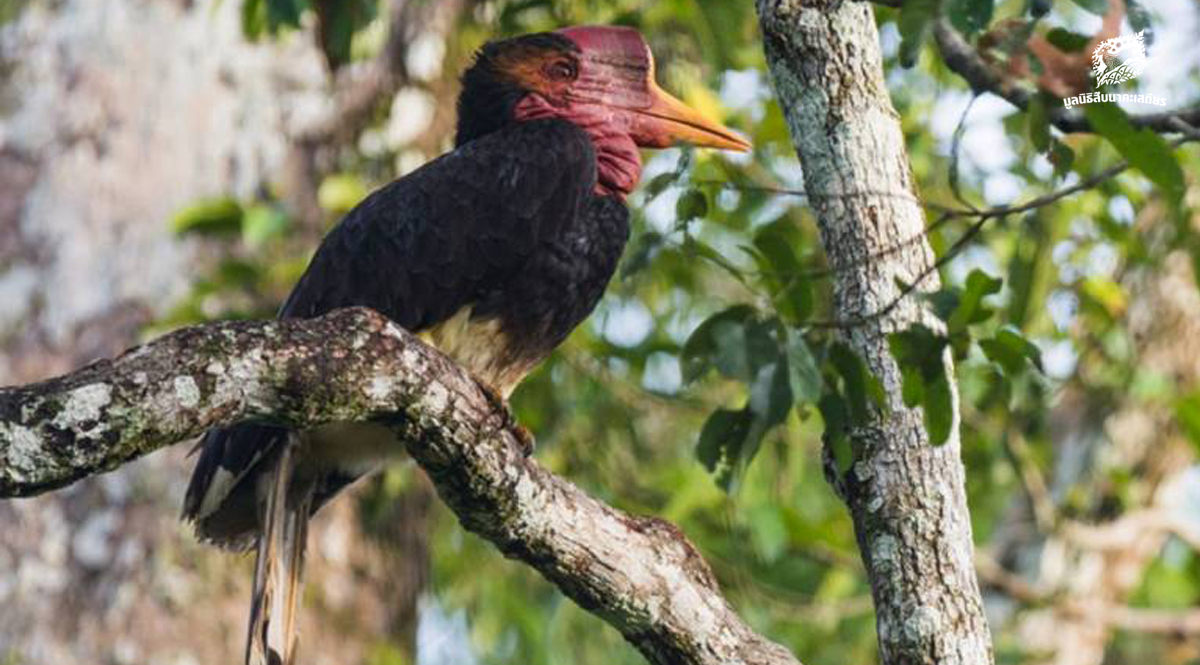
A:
[[0, 1, 446, 663]]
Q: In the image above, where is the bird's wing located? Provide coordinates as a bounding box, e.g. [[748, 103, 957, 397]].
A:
[[182, 119, 598, 546], [281, 118, 597, 327]]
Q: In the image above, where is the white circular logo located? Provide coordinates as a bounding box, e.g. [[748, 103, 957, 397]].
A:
[[1091, 30, 1147, 86]]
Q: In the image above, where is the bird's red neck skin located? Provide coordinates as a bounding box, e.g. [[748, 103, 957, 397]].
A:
[[513, 94, 642, 200]]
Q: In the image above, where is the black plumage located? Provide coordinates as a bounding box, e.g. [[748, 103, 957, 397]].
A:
[[180, 26, 747, 665], [183, 118, 629, 545]]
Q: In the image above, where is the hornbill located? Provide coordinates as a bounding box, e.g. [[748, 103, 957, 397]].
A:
[[181, 25, 749, 665]]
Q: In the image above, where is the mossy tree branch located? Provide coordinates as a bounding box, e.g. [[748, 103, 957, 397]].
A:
[[0, 306, 800, 665]]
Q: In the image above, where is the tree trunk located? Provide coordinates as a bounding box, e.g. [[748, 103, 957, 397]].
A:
[[754, 2, 994, 664]]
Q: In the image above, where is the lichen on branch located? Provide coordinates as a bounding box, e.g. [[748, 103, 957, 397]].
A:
[[0, 306, 800, 665]]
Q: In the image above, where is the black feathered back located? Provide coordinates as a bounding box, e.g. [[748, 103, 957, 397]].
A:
[[183, 119, 629, 547]]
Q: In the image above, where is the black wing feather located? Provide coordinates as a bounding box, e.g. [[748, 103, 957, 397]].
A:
[[281, 119, 595, 326], [184, 120, 597, 546]]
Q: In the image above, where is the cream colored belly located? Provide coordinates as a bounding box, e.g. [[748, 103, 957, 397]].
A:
[[419, 306, 537, 398], [301, 307, 537, 472]]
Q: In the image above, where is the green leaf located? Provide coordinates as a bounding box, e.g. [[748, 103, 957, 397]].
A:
[[620, 231, 663, 279], [265, 0, 305, 31], [684, 237, 749, 286], [776, 278, 815, 325], [1048, 140, 1075, 179], [786, 331, 822, 404], [1027, 96, 1051, 152], [747, 504, 789, 563], [753, 219, 803, 276], [241, 0, 266, 39], [980, 326, 1044, 375], [644, 172, 677, 199], [888, 325, 955, 445], [818, 393, 854, 473], [314, 0, 376, 69], [1080, 276, 1126, 318], [696, 407, 753, 491], [748, 360, 792, 427], [1084, 104, 1185, 207], [898, 0, 939, 68], [318, 173, 368, 213], [752, 220, 813, 323], [171, 198, 244, 237], [744, 317, 783, 378], [924, 288, 961, 322], [948, 269, 1003, 332], [1174, 392, 1200, 456], [923, 369, 954, 445], [948, 0, 993, 36], [1185, 236, 1200, 296], [889, 325, 946, 368], [681, 305, 755, 383], [1045, 28, 1091, 52], [676, 189, 709, 222], [898, 362, 925, 407], [828, 342, 886, 425], [216, 258, 261, 287], [1126, 0, 1152, 34], [241, 204, 289, 247]]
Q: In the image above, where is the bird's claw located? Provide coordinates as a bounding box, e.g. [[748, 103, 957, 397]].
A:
[[473, 377, 536, 457], [511, 423, 536, 458]]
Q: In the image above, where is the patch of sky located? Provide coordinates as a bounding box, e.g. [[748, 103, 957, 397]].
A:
[[946, 244, 1002, 286], [418, 597, 478, 665], [1107, 195, 1135, 225], [596, 297, 653, 348], [1046, 289, 1080, 332], [1037, 337, 1079, 380], [642, 351, 683, 394]]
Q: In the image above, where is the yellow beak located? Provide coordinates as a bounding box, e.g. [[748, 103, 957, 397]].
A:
[[629, 81, 751, 152]]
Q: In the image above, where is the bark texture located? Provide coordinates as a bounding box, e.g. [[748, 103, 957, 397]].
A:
[[755, 2, 993, 664], [0, 4, 398, 663], [0, 307, 801, 665], [0, 2, 467, 660]]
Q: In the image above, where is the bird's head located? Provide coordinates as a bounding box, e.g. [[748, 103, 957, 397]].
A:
[[456, 26, 750, 198]]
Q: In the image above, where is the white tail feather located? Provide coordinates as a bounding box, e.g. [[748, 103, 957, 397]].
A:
[[246, 437, 312, 665]]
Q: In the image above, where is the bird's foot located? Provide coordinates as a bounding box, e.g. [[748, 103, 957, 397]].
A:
[[473, 377, 536, 457], [511, 423, 536, 458]]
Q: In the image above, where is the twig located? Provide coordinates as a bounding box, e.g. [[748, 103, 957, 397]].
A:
[[1063, 509, 1200, 553], [948, 94, 982, 212], [1087, 606, 1200, 635], [807, 212, 990, 329], [975, 551, 1054, 604], [979, 553, 1200, 635], [931, 20, 1200, 135], [802, 134, 1197, 329], [999, 429, 1057, 532]]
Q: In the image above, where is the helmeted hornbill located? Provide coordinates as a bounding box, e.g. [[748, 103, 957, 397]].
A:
[[181, 25, 749, 665]]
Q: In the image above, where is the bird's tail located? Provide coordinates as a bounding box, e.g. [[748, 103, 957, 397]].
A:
[[246, 438, 313, 665]]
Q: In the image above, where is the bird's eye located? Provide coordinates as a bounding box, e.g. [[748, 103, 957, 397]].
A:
[[545, 60, 576, 81]]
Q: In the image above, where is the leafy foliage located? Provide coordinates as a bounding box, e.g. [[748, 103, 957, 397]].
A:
[[162, 0, 1200, 662], [1084, 104, 1186, 207]]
